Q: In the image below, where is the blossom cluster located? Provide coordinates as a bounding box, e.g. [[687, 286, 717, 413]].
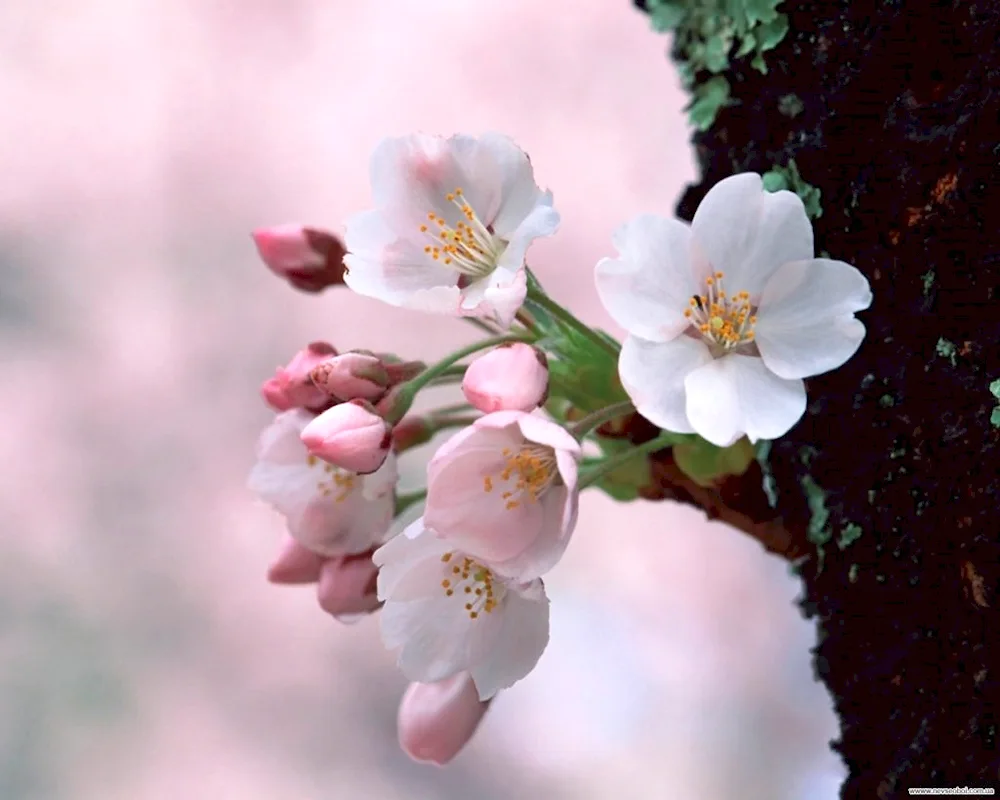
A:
[[247, 132, 871, 765]]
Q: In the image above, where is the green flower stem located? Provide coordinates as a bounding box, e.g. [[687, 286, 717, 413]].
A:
[[569, 400, 636, 439], [394, 489, 427, 517], [526, 287, 620, 359], [428, 366, 468, 386], [578, 432, 677, 490], [385, 333, 531, 423], [463, 316, 503, 336]]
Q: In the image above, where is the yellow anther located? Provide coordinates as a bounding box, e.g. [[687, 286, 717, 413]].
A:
[[441, 552, 452, 563]]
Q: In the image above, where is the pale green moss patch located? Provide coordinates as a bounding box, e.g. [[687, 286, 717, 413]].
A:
[[645, 0, 790, 129]]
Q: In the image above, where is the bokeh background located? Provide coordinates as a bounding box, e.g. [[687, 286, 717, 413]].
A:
[[1, 2, 845, 798]]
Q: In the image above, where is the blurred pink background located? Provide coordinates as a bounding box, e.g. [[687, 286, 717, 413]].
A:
[[0, 1, 844, 798]]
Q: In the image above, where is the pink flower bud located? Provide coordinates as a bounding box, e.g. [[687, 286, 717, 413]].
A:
[[310, 352, 390, 402], [462, 343, 549, 413], [397, 673, 490, 766], [267, 536, 324, 584], [251, 224, 346, 293], [300, 400, 391, 474], [260, 342, 338, 411], [316, 551, 380, 620]]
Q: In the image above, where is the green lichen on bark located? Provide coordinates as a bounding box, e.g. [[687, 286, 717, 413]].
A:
[[643, 0, 789, 129]]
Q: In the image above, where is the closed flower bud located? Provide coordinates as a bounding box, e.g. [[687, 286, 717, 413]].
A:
[[462, 342, 549, 413], [252, 224, 346, 293], [310, 352, 390, 402], [261, 341, 337, 411], [316, 550, 381, 621], [300, 400, 391, 474], [397, 673, 490, 766], [267, 536, 325, 585]]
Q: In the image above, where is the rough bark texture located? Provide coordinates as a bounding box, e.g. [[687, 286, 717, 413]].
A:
[[633, 1, 1000, 796]]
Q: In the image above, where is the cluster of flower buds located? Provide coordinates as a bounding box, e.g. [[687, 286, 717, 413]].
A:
[[247, 131, 871, 765]]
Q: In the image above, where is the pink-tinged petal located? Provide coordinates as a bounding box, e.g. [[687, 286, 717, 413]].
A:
[[490, 485, 574, 582], [370, 134, 475, 228], [684, 354, 806, 446], [595, 214, 696, 342], [755, 258, 872, 379], [462, 343, 549, 413], [425, 455, 547, 563], [428, 422, 521, 475], [267, 537, 324, 585], [468, 581, 549, 700], [316, 554, 380, 619], [691, 173, 814, 297], [249, 412, 395, 558], [397, 673, 489, 766], [514, 413, 581, 458], [619, 336, 713, 434]]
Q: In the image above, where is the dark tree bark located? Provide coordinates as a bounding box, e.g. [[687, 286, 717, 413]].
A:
[[631, 1, 1000, 796]]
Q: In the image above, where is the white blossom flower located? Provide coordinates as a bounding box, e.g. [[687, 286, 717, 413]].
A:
[[344, 133, 560, 328], [595, 173, 872, 446], [248, 409, 397, 556], [374, 517, 550, 701]]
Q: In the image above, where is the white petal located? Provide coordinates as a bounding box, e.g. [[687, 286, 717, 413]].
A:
[[755, 258, 872, 379], [468, 581, 549, 700], [691, 174, 814, 297], [473, 133, 548, 236], [375, 519, 448, 599], [495, 204, 561, 274], [618, 335, 713, 433], [684, 354, 806, 446], [465, 267, 527, 329], [594, 215, 696, 342], [251, 410, 311, 464], [383, 597, 480, 684], [343, 210, 457, 304]]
